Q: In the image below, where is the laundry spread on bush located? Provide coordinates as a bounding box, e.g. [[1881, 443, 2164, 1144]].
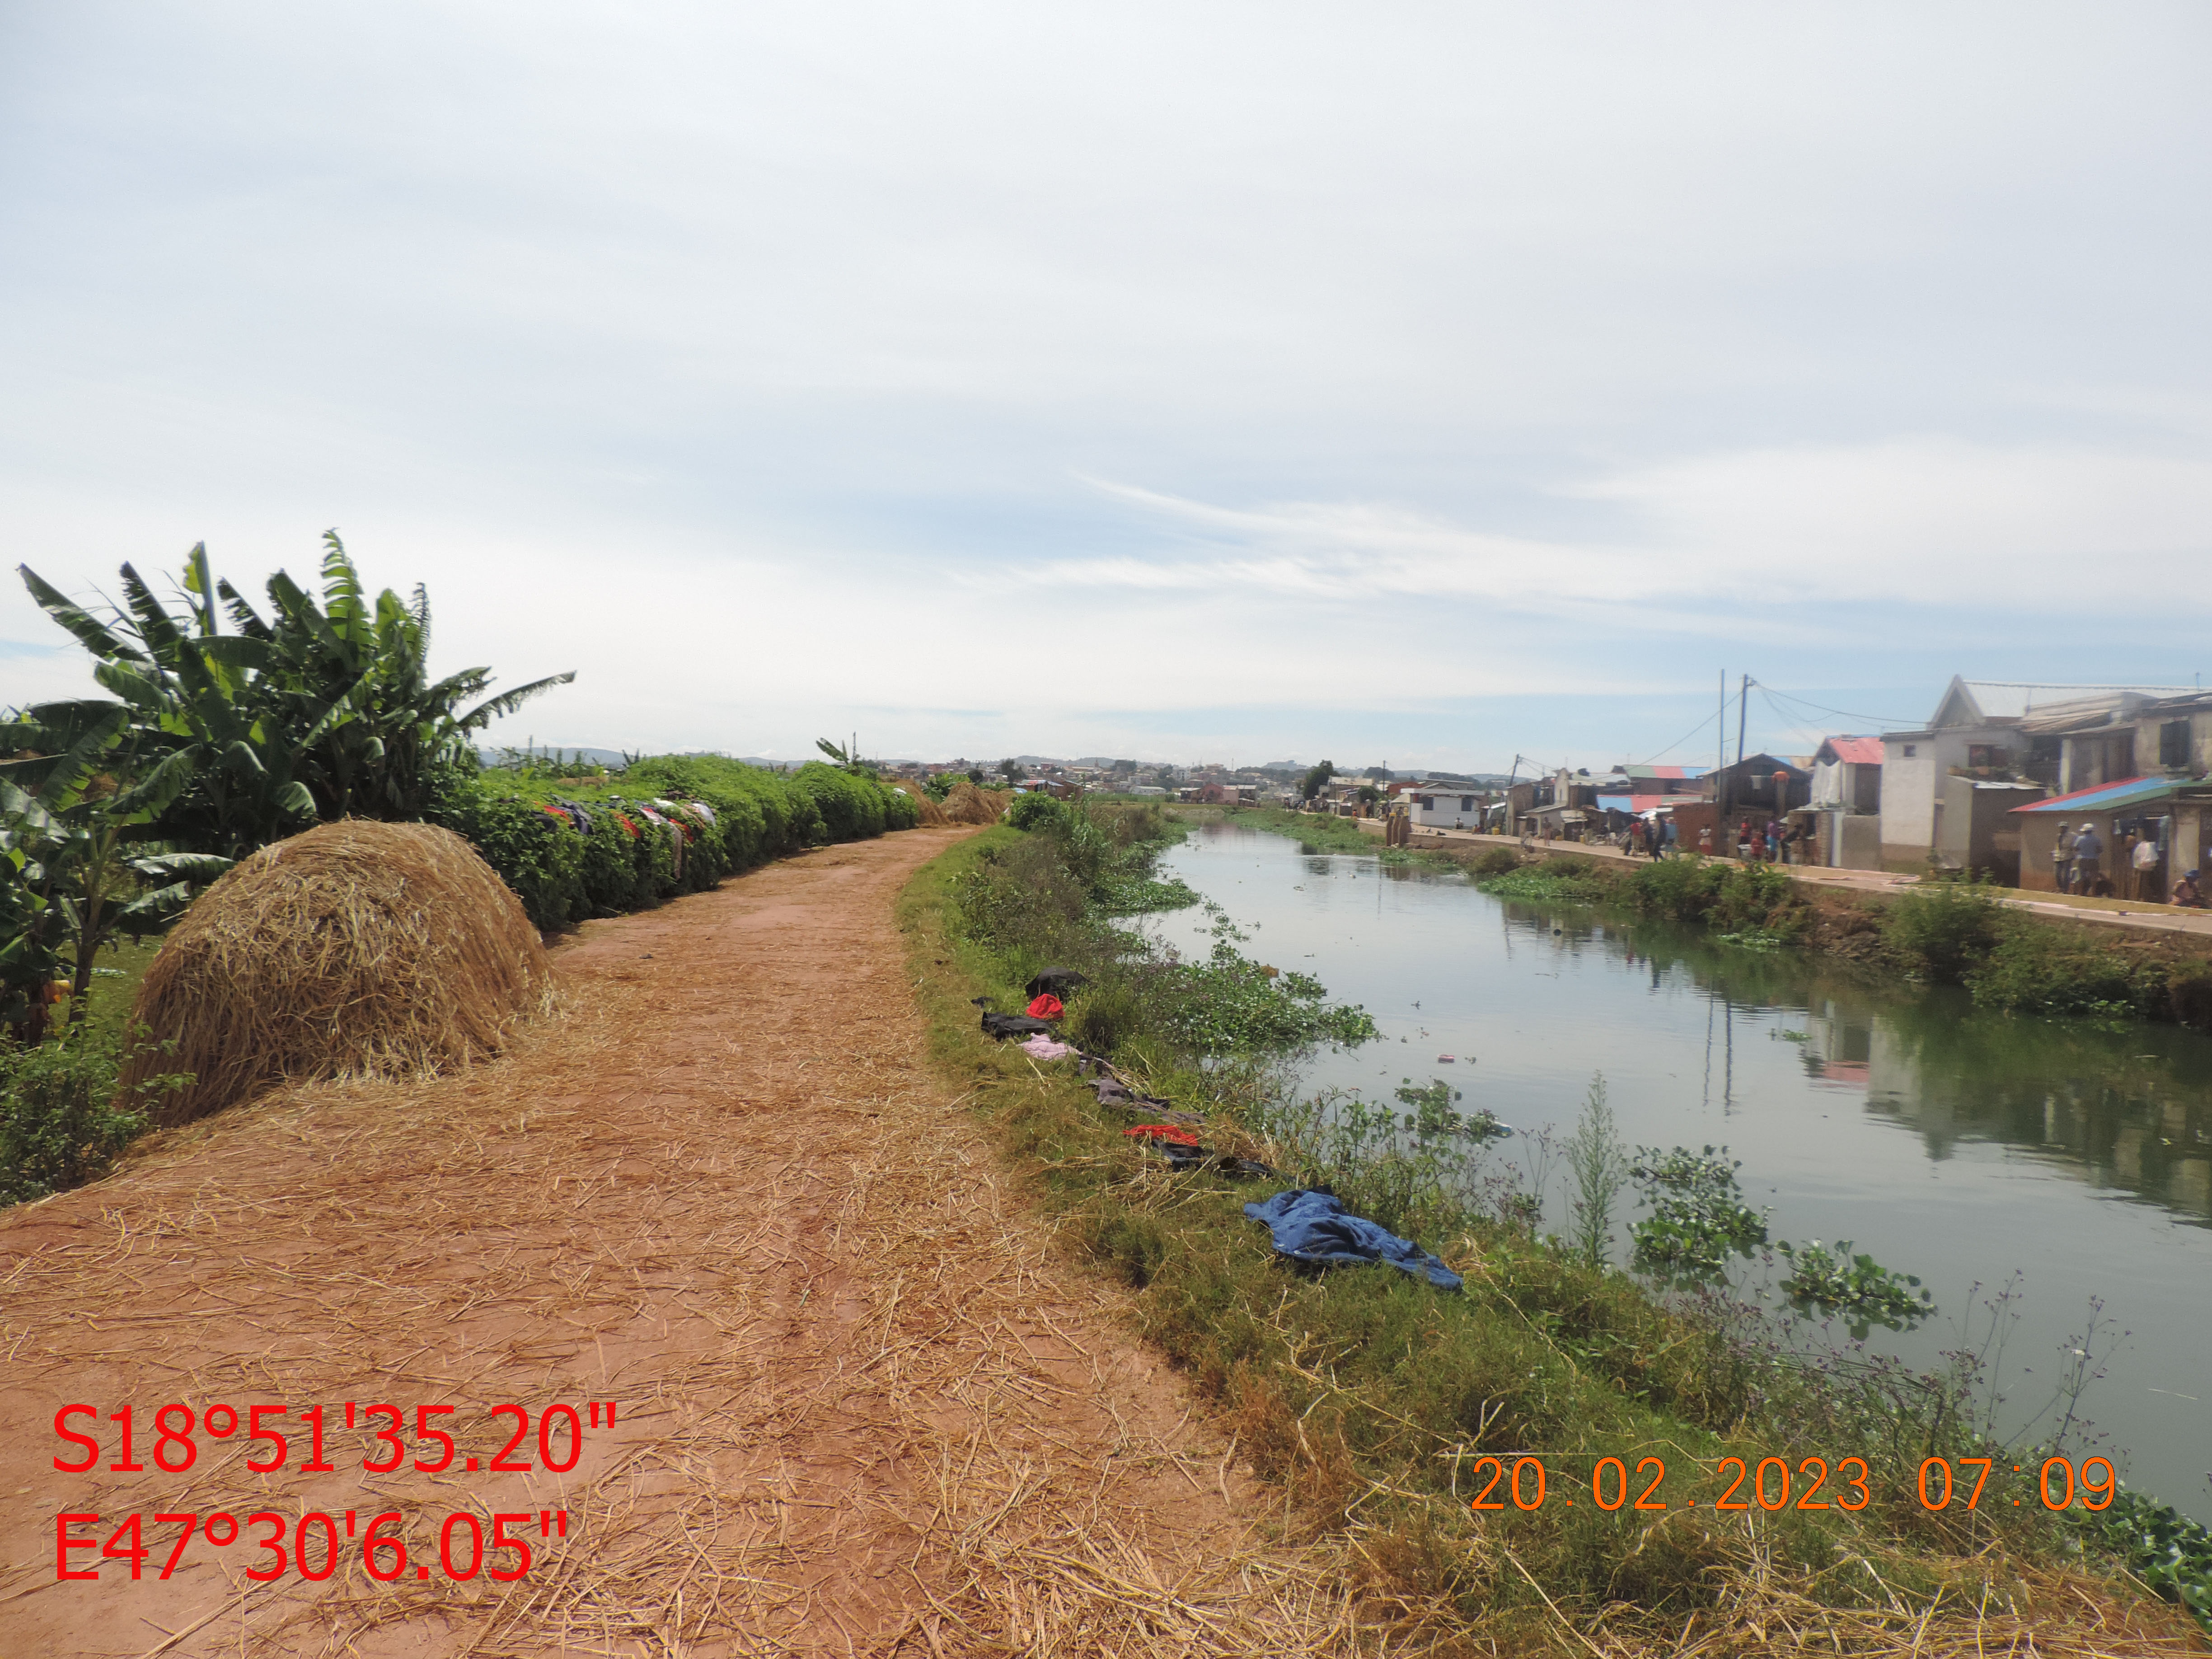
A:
[[1242, 1188, 1463, 1290], [1018, 1034, 1077, 1060]]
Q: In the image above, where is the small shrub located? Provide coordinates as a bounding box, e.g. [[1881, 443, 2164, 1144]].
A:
[[1065, 979, 1148, 1056], [1, 1026, 187, 1205], [1968, 923, 2159, 1019], [1562, 1074, 1630, 1266], [1004, 792, 1069, 832], [1469, 847, 1523, 877], [1620, 856, 1729, 923], [1884, 878, 2004, 982]]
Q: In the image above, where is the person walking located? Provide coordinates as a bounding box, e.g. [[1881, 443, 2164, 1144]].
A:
[[2070, 822, 2104, 895], [2051, 823, 2072, 894], [2132, 829, 2164, 903]]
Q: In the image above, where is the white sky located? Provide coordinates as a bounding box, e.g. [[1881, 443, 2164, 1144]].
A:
[[4, 3, 2209, 770]]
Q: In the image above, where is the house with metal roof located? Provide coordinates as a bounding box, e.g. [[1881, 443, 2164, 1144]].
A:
[[1810, 736, 1883, 813], [1595, 763, 1706, 818], [1879, 677, 2196, 870], [2010, 774, 2212, 897]]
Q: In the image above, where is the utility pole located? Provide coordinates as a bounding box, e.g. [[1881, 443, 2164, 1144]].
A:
[[1715, 674, 1727, 847], [1734, 674, 1751, 848]]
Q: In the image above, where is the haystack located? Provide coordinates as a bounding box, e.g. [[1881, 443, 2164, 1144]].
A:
[[119, 820, 555, 1127], [894, 784, 951, 826], [940, 782, 1010, 825]]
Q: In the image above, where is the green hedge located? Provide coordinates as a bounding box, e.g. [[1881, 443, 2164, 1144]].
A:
[[793, 760, 886, 840], [431, 756, 917, 932]]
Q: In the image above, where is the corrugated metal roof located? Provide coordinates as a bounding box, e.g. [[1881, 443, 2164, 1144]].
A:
[[2010, 776, 2198, 814], [1818, 736, 1884, 766], [1598, 793, 1672, 814], [1618, 764, 1706, 779], [1950, 680, 2194, 723]]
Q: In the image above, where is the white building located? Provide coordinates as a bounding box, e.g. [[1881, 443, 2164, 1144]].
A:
[[1879, 679, 2194, 869], [1408, 786, 1486, 829]]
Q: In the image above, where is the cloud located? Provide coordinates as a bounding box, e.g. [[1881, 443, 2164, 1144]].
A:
[[3, 5, 2211, 768]]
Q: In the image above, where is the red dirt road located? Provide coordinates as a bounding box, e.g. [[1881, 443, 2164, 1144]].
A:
[[0, 830, 1350, 1658]]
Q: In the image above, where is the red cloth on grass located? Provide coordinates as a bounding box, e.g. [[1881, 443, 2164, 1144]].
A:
[[1122, 1125, 1201, 1147], [1026, 994, 1064, 1019]]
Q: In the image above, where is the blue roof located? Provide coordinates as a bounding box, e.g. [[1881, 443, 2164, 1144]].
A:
[[2010, 776, 2193, 814]]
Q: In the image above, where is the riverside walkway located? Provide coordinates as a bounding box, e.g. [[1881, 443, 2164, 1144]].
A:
[[1337, 817, 2212, 942]]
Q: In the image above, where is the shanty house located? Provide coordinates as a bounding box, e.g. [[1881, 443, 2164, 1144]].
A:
[[2013, 777, 2212, 897], [1596, 764, 1706, 820], [1880, 679, 2195, 870], [1810, 737, 1882, 814], [1705, 754, 1811, 820]]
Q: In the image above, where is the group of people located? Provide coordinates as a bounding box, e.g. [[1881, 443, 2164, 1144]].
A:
[[1617, 817, 1676, 858], [1730, 815, 1808, 865], [2050, 821, 2206, 907]]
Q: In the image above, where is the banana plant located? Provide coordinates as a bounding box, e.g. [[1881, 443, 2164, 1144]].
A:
[[236, 531, 574, 819], [0, 700, 231, 1027], [18, 548, 319, 858], [17, 533, 574, 843]]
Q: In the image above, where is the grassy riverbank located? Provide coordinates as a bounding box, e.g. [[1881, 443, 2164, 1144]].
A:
[[1205, 806, 2212, 1031], [899, 809, 2208, 1654]]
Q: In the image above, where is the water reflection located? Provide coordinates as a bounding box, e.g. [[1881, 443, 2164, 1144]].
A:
[[1485, 899, 2212, 1221], [1153, 822, 2212, 1522]]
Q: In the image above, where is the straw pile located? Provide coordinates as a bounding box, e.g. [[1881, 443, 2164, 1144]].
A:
[[119, 820, 555, 1127], [940, 780, 1011, 824], [893, 782, 951, 826]]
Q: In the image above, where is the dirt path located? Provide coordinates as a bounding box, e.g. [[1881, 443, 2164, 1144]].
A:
[[0, 830, 1356, 1658]]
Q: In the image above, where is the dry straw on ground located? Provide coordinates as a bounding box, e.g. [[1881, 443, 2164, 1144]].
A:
[[117, 818, 555, 1126], [939, 782, 1011, 825]]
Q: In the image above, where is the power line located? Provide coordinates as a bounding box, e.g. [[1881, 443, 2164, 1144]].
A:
[[1641, 705, 1721, 765], [1757, 687, 1832, 753], [1750, 680, 1913, 729]]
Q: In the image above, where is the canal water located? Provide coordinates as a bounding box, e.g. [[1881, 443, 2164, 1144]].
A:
[[1147, 820, 2212, 1524]]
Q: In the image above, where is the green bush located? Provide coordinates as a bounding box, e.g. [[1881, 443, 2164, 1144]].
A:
[[432, 750, 909, 932], [1468, 846, 1523, 877], [625, 755, 818, 860], [428, 787, 586, 930], [1884, 878, 2005, 983], [1, 1026, 188, 1205], [794, 761, 887, 841], [1619, 855, 1729, 923], [1005, 792, 1069, 832], [1967, 923, 2161, 1020]]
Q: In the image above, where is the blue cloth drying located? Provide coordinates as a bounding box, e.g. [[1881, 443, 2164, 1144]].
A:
[[1242, 1188, 1462, 1290]]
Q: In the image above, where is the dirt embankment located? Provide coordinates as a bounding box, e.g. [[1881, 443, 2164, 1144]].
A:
[[0, 830, 1355, 1658]]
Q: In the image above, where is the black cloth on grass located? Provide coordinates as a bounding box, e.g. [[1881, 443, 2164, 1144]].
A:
[[1023, 966, 1090, 1000]]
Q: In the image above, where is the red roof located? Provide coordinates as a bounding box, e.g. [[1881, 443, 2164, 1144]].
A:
[[1821, 736, 1884, 767]]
